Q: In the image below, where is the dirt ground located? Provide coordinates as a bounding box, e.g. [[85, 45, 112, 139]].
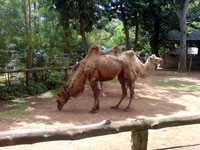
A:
[[1, 70, 200, 150]]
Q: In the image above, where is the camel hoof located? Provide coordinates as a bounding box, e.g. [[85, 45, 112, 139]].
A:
[[123, 108, 129, 112], [102, 93, 106, 97], [89, 110, 97, 114], [111, 106, 118, 109]]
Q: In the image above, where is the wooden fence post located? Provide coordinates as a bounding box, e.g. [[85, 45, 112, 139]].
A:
[[65, 69, 68, 81], [131, 130, 148, 150]]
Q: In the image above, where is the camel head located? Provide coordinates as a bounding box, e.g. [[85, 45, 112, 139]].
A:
[[56, 86, 70, 111], [148, 54, 163, 65]]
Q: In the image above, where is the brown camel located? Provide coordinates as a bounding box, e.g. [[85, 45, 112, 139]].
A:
[[56, 45, 163, 113], [56, 45, 125, 113]]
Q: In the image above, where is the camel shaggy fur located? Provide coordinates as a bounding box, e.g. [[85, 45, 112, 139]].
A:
[[56, 45, 163, 113], [57, 45, 124, 113]]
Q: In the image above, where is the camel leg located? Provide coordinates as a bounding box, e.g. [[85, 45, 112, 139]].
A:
[[123, 81, 135, 112], [111, 73, 127, 109], [89, 78, 100, 114], [99, 81, 106, 97]]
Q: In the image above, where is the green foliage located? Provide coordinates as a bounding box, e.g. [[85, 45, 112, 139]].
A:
[[0, 50, 11, 69], [0, 84, 28, 100], [45, 71, 66, 89], [0, 0, 25, 51], [112, 24, 126, 48], [27, 82, 48, 95], [69, 39, 86, 60], [0, 82, 48, 100], [187, 0, 200, 30]]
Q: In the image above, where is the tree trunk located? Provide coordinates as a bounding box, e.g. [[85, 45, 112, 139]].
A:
[[23, 0, 32, 86], [169, 0, 189, 72], [120, 4, 130, 51], [26, 0, 32, 86], [24, 0, 28, 40], [80, 17, 89, 53], [151, 18, 159, 56], [133, 12, 139, 51], [178, 12, 187, 71], [122, 18, 130, 51]]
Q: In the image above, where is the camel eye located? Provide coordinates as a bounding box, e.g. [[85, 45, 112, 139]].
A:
[[58, 94, 61, 97]]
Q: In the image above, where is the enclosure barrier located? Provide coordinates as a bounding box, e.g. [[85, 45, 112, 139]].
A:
[[0, 66, 74, 74], [0, 113, 200, 150], [0, 66, 75, 85]]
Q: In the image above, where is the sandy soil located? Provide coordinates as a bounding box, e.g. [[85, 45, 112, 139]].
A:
[[0, 70, 200, 150]]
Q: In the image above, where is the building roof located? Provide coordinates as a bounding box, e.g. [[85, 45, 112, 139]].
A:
[[167, 30, 181, 41], [164, 29, 200, 44], [188, 29, 200, 41]]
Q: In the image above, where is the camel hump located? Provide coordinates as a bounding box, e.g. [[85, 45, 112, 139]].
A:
[[113, 46, 122, 55], [123, 50, 135, 57], [87, 45, 101, 56], [105, 46, 122, 56]]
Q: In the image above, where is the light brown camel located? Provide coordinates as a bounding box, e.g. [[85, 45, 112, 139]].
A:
[[111, 50, 163, 110], [56, 45, 163, 113]]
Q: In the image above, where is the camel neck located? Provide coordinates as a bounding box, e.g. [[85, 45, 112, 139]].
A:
[[138, 59, 156, 78]]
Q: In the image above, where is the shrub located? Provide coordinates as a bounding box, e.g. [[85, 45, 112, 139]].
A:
[[45, 71, 66, 89], [0, 82, 48, 100], [28, 82, 48, 95]]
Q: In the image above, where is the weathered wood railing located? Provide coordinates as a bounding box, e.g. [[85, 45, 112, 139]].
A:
[[0, 113, 200, 150], [0, 66, 73, 73], [0, 66, 75, 85]]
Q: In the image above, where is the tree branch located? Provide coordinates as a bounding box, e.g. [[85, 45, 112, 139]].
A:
[[168, 0, 177, 11], [168, 0, 181, 17], [182, 0, 189, 17]]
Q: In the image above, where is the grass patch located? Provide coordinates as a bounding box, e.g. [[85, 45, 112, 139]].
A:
[[39, 89, 58, 98], [86, 80, 90, 85], [0, 109, 28, 121], [0, 116, 5, 121], [6, 99, 31, 111], [110, 77, 119, 82], [0, 99, 31, 121], [154, 80, 200, 91], [13, 103, 31, 111], [0, 110, 26, 116], [85, 77, 119, 85]]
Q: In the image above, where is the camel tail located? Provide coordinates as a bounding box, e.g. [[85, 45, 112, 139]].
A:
[[67, 63, 87, 98]]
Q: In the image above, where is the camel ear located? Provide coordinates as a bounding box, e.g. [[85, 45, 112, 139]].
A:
[[151, 54, 156, 59]]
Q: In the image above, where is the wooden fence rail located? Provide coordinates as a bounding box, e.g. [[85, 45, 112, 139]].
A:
[[0, 66, 75, 85], [0, 66, 74, 73], [0, 113, 200, 149]]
